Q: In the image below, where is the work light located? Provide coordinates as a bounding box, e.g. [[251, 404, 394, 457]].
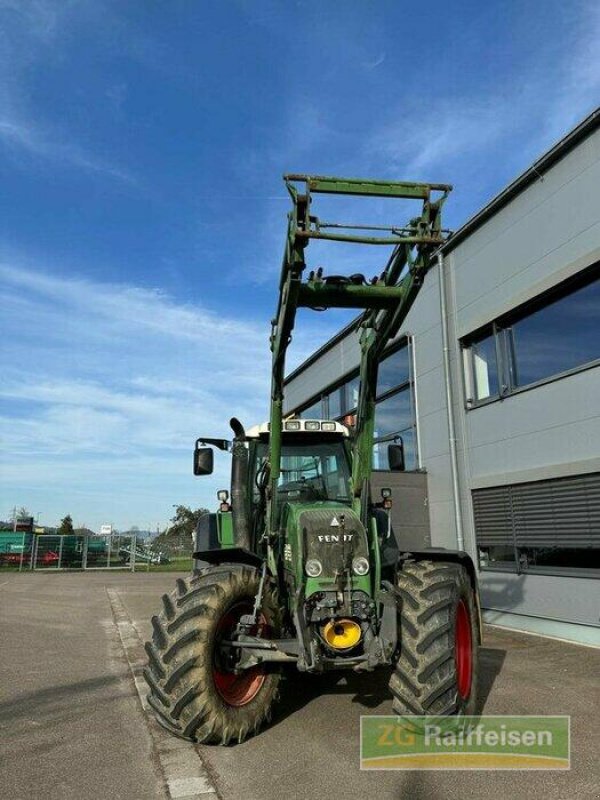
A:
[[305, 558, 323, 577], [352, 556, 369, 576]]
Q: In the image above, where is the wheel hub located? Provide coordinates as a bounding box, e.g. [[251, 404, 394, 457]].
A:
[[213, 602, 268, 707]]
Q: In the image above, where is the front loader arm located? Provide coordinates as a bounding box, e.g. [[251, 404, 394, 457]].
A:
[[267, 175, 452, 541]]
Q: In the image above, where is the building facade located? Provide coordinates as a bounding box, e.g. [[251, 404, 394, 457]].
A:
[[284, 110, 600, 646]]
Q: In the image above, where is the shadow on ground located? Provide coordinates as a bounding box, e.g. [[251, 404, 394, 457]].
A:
[[0, 675, 123, 734], [269, 642, 507, 730], [277, 666, 393, 719], [478, 646, 506, 710]]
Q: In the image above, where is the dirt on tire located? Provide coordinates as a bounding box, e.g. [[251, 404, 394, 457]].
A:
[[389, 560, 479, 717], [143, 564, 282, 744]]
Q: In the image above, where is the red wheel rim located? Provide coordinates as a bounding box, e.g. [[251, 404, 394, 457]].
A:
[[212, 602, 268, 707], [455, 598, 473, 701]]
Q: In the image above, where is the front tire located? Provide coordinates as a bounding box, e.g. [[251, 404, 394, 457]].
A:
[[143, 564, 282, 744], [389, 560, 479, 716]]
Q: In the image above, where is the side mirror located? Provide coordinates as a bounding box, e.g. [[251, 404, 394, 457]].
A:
[[194, 446, 214, 476], [388, 442, 405, 472]]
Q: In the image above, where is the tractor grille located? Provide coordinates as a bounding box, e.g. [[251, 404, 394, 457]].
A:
[[298, 509, 368, 576]]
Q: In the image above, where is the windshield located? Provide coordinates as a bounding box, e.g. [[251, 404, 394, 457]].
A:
[[253, 440, 352, 503]]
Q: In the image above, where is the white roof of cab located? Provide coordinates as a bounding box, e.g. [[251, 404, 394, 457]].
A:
[[245, 419, 350, 439]]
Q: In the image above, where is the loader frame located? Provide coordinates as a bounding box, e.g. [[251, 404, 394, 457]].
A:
[[267, 175, 452, 572]]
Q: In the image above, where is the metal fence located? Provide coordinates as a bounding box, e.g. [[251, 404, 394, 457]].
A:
[[0, 533, 155, 571], [152, 530, 193, 559]]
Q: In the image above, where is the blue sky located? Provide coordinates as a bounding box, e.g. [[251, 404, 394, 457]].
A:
[[1, 0, 598, 531]]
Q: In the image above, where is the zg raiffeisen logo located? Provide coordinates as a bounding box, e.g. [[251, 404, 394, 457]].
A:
[[360, 716, 570, 770]]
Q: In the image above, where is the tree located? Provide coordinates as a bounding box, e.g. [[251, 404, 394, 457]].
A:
[[58, 514, 74, 535], [152, 506, 209, 555]]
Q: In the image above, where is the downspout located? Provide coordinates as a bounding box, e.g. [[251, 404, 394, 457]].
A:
[[437, 251, 464, 550], [407, 334, 422, 470]]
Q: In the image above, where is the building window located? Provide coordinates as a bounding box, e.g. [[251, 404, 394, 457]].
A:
[[295, 338, 419, 470], [372, 386, 416, 470], [463, 264, 599, 406], [299, 398, 323, 419], [510, 276, 600, 387], [325, 387, 342, 419], [469, 327, 500, 401], [377, 345, 410, 396], [473, 473, 600, 578], [342, 376, 361, 416]]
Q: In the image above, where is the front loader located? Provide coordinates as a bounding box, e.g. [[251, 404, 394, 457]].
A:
[[143, 175, 481, 744]]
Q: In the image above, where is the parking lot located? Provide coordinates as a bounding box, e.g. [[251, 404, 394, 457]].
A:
[[1, 571, 598, 800]]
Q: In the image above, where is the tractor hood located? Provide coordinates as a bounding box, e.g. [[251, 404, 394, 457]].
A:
[[282, 501, 371, 595]]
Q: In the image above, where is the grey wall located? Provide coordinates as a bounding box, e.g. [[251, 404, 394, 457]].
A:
[[444, 126, 600, 628], [370, 471, 431, 551], [284, 330, 361, 412], [479, 571, 599, 627]]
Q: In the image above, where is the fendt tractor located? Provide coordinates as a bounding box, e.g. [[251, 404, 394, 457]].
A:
[[144, 175, 481, 744]]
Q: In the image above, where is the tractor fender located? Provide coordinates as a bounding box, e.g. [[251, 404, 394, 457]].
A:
[[193, 512, 219, 552], [193, 546, 265, 572], [398, 548, 483, 644]]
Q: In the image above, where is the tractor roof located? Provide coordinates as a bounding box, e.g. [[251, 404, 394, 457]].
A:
[[245, 419, 350, 439]]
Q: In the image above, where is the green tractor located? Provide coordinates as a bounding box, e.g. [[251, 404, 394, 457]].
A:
[[144, 175, 481, 744]]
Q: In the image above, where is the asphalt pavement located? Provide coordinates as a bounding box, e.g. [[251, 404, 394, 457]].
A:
[[1, 571, 598, 800]]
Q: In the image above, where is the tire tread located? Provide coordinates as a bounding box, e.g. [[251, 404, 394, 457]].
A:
[[388, 560, 478, 717], [143, 565, 281, 744]]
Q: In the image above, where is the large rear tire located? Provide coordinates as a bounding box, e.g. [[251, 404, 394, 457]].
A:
[[389, 560, 479, 716], [143, 564, 282, 744]]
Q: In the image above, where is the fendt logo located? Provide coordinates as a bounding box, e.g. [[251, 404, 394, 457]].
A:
[[317, 534, 354, 543]]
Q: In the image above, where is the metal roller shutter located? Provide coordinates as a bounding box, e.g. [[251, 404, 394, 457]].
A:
[[473, 472, 600, 549], [472, 485, 514, 547]]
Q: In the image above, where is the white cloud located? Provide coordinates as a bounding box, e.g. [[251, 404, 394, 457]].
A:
[[0, 0, 74, 39], [541, 2, 600, 138], [369, 99, 511, 177], [0, 116, 135, 182], [365, 3, 600, 184], [0, 260, 343, 529], [364, 53, 385, 70], [0, 0, 134, 182], [0, 262, 273, 527]]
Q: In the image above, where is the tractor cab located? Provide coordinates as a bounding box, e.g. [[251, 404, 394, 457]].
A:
[[246, 419, 352, 509], [192, 418, 354, 556]]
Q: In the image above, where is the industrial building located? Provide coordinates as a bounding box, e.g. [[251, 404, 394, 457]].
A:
[[284, 109, 600, 646]]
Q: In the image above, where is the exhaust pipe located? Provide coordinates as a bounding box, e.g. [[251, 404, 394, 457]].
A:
[[230, 418, 251, 551]]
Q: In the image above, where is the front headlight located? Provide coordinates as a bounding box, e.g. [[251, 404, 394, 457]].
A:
[[305, 558, 323, 577], [352, 556, 369, 576]]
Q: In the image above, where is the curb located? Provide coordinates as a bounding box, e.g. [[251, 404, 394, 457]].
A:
[[106, 587, 221, 800]]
